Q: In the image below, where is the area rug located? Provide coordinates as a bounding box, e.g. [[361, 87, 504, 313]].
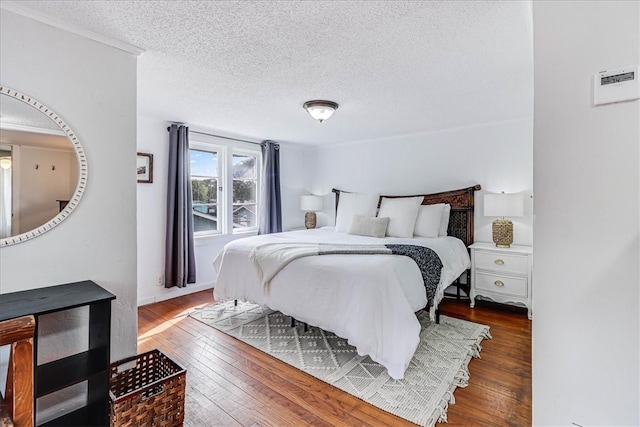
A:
[[190, 300, 491, 427]]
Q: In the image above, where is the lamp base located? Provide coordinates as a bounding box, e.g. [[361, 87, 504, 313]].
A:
[[305, 211, 317, 229], [492, 218, 513, 248]]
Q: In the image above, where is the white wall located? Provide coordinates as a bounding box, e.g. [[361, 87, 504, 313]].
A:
[[0, 2, 138, 388], [136, 116, 307, 305], [302, 118, 534, 247], [532, 2, 639, 425]]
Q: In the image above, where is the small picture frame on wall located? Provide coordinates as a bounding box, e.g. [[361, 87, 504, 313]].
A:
[[137, 152, 153, 183]]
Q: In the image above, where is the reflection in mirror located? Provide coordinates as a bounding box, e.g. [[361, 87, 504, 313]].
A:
[[0, 86, 87, 246], [0, 145, 11, 237]]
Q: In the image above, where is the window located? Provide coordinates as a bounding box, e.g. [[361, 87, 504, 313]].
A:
[[189, 136, 260, 236], [232, 153, 258, 229], [190, 148, 221, 234]]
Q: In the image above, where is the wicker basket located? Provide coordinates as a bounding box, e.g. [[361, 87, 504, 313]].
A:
[[109, 349, 186, 427]]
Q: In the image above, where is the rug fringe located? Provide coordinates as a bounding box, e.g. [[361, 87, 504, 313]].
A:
[[438, 403, 449, 423], [434, 326, 492, 425], [437, 390, 457, 423], [454, 364, 470, 387], [469, 328, 492, 359], [436, 361, 471, 424], [444, 390, 456, 406]]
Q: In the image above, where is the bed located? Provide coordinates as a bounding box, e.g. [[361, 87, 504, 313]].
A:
[[213, 185, 481, 380]]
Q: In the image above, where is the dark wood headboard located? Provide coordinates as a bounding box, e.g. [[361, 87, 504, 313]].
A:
[[331, 185, 481, 247]]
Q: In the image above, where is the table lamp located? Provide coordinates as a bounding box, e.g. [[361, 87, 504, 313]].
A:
[[484, 192, 523, 248], [300, 195, 323, 229]]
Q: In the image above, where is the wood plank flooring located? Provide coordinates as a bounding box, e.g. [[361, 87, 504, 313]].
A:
[[138, 291, 531, 427]]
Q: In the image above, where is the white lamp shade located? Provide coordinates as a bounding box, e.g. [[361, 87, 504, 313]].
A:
[[301, 195, 323, 211], [484, 193, 523, 217]]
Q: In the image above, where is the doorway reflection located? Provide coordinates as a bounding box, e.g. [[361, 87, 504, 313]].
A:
[[0, 145, 11, 238]]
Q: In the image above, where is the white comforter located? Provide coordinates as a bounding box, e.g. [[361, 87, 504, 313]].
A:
[[212, 227, 470, 379]]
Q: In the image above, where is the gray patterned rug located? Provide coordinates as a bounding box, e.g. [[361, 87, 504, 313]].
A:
[[190, 300, 490, 427]]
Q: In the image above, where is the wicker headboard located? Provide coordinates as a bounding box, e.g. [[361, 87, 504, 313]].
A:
[[331, 185, 481, 247]]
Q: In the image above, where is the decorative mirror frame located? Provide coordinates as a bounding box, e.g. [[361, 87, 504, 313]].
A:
[[0, 86, 88, 247]]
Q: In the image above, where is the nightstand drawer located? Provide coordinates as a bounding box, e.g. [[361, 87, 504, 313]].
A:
[[474, 271, 527, 298], [475, 251, 528, 275]]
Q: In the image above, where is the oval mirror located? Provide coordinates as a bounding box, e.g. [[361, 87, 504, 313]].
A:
[[0, 86, 87, 247]]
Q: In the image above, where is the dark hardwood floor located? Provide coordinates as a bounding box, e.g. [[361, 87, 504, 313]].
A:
[[138, 291, 531, 427]]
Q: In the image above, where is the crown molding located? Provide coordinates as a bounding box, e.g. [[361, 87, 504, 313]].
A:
[[1, 1, 145, 56]]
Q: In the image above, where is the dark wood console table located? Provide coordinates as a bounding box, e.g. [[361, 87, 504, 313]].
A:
[[0, 281, 115, 426]]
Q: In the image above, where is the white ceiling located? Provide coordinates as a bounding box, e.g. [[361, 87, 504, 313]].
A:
[[6, 1, 533, 146]]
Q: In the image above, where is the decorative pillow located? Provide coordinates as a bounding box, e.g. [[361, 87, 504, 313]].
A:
[[348, 215, 390, 238], [414, 203, 445, 238], [377, 196, 424, 238], [335, 192, 379, 232], [439, 204, 451, 236]]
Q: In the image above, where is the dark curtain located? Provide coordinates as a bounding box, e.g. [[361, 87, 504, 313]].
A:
[[258, 140, 282, 234], [165, 124, 196, 287]]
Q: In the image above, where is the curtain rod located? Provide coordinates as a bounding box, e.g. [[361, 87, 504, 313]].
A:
[[166, 126, 261, 146]]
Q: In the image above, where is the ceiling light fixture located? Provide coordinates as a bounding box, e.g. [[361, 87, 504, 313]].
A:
[[0, 157, 11, 170], [303, 100, 339, 123]]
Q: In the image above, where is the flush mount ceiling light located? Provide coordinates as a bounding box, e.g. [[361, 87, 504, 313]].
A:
[[303, 100, 339, 123], [0, 157, 11, 170]]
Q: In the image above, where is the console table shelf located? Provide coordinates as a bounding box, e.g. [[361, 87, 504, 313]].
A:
[[0, 280, 115, 427]]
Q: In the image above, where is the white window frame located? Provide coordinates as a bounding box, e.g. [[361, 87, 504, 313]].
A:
[[189, 133, 261, 237]]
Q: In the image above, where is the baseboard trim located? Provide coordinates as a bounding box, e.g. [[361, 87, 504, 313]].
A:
[[138, 282, 215, 307]]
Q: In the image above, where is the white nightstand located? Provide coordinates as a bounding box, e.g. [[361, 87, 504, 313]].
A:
[[469, 242, 533, 320]]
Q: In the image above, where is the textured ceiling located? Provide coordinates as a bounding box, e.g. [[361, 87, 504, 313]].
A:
[[6, 1, 533, 146]]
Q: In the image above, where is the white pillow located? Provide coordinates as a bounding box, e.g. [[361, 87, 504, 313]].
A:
[[377, 196, 424, 238], [335, 192, 379, 232], [414, 203, 445, 238], [348, 215, 389, 238], [439, 204, 451, 236]]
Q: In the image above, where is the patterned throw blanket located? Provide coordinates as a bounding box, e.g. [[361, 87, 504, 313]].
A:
[[249, 243, 443, 305]]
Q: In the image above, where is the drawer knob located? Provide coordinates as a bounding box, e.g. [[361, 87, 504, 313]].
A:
[[494, 280, 505, 287], [494, 258, 505, 265]]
